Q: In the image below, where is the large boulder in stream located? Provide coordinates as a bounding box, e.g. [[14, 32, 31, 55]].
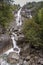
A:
[[7, 52, 19, 64], [16, 33, 25, 42], [0, 34, 12, 53], [12, 27, 18, 32]]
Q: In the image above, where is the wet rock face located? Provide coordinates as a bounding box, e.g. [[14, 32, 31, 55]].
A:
[[7, 52, 19, 64], [0, 34, 12, 53], [18, 34, 24, 41]]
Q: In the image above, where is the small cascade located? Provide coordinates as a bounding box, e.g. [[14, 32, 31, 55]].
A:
[[11, 32, 20, 54], [29, 13, 32, 18]]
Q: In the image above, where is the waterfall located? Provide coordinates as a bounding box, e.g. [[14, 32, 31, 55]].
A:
[[0, 8, 32, 65], [4, 8, 22, 55]]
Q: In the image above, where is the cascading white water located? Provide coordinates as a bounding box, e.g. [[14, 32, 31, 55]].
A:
[[4, 8, 22, 55], [16, 8, 22, 26], [11, 32, 20, 54], [11, 33, 17, 48]]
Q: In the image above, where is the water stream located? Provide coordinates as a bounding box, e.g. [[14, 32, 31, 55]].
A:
[[4, 8, 22, 55]]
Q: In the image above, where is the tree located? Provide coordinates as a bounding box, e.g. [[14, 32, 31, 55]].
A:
[[0, 0, 14, 31], [22, 17, 43, 48], [38, 8, 43, 26], [38, 8, 43, 45]]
